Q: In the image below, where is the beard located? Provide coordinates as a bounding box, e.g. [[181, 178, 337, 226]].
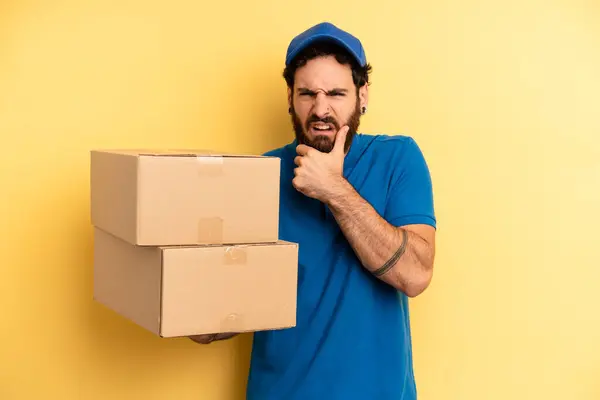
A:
[[291, 99, 362, 153]]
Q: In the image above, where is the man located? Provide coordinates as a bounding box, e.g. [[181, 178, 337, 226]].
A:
[[190, 22, 437, 399]]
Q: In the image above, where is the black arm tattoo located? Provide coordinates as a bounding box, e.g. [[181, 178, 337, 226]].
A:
[[371, 228, 408, 277]]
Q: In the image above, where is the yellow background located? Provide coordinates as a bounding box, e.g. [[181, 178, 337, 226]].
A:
[[1, 0, 599, 399]]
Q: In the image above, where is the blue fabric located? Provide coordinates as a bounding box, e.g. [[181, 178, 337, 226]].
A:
[[285, 22, 367, 67], [246, 133, 436, 400]]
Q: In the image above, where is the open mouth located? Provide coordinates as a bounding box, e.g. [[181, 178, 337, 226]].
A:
[[309, 123, 335, 133]]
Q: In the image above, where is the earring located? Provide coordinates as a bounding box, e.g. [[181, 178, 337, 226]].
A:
[[361, 106, 367, 114]]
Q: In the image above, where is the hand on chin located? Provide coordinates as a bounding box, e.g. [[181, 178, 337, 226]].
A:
[[293, 126, 349, 202]]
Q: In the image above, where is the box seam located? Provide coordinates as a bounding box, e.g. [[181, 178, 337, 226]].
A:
[[135, 157, 141, 244], [158, 248, 164, 337]]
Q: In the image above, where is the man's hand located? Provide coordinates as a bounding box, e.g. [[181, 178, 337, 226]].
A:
[[188, 332, 238, 344], [293, 126, 349, 202]]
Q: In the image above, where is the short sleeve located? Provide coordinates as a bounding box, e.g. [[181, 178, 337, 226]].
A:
[[383, 137, 436, 229]]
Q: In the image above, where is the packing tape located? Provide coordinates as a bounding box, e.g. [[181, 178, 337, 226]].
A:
[[224, 246, 248, 265], [196, 155, 224, 177], [197, 217, 224, 244], [196, 155, 225, 243]]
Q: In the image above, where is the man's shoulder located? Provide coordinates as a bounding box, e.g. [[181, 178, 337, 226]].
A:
[[361, 133, 420, 150], [360, 133, 433, 188], [359, 133, 426, 162], [261, 142, 293, 158]]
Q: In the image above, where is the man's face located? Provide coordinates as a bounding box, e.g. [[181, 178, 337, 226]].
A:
[[289, 55, 367, 153]]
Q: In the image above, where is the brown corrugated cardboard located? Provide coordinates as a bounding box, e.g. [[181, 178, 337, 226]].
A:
[[90, 149, 281, 246], [93, 228, 298, 338]]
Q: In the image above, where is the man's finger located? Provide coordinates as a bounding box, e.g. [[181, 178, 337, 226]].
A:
[[296, 144, 312, 156], [292, 176, 302, 190], [333, 126, 349, 154], [294, 156, 303, 166]]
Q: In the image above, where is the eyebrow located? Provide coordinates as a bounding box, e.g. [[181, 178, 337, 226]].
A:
[[297, 87, 349, 95]]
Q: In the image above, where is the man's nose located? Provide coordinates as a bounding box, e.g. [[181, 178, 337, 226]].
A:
[[312, 93, 330, 118]]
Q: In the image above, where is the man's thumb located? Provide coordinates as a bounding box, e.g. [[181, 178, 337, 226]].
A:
[[334, 126, 349, 153]]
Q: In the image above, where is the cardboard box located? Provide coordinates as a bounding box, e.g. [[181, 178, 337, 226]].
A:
[[90, 149, 281, 246], [93, 228, 298, 338]]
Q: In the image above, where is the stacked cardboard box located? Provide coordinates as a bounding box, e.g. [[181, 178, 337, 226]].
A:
[[90, 149, 298, 338]]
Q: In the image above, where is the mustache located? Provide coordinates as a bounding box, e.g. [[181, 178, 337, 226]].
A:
[[305, 115, 340, 130]]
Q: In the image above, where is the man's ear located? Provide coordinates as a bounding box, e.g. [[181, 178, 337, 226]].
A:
[[359, 84, 369, 111], [287, 87, 292, 110]]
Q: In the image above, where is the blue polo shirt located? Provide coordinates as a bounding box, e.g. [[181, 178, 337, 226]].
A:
[[246, 133, 436, 400]]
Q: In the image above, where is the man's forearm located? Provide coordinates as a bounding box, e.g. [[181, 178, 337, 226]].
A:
[[325, 177, 434, 296]]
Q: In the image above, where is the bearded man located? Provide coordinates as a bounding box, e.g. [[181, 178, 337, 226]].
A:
[[191, 22, 437, 400]]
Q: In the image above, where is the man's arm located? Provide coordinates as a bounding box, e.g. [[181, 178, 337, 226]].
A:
[[325, 177, 435, 297], [292, 128, 435, 296]]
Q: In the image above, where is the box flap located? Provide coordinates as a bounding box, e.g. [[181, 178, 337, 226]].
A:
[[91, 149, 272, 158]]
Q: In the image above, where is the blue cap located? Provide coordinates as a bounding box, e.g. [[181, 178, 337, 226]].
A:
[[285, 22, 367, 67]]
